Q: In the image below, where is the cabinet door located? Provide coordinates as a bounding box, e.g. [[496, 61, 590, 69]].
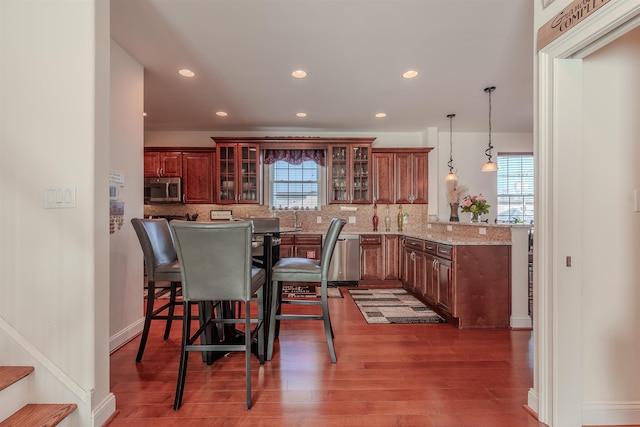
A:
[[414, 250, 427, 300], [328, 145, 349, 203], [216, 144, 236, 203], [144, 152, 161, 177], [436, 258, 454, 315], [372, 152, 395, 204], [410, 152, 429, 204], [351, 145, 371, 203], [182, 152, 213, 204], [360, 235, 383, 280], [237, 143, 260, 204], [160, 152, 183, 177], [424, 253, 438, 305], [383, 234, 399, 280], [395, 153, 428, 204], [294, 234, 322, 260], [328, 144, 371, 204], [144, 151, 182, 177]]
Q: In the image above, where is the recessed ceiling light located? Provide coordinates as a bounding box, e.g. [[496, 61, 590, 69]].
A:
[[375, 113, 387, 118], [296, 112, 307, 118], [178, 69, 195, 78], [215, 111, 228, 117], [402, 70, 418, 79], [291, 69, 307, 79]]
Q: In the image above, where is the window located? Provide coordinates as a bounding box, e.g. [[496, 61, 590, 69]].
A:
[[267, 160, 324, 209], [496, 153, 534, 224]]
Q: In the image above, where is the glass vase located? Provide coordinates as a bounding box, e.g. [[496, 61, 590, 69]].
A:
[[471, 211, 481, 223]]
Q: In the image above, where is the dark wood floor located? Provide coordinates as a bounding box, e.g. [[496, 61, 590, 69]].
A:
[[108, 287, 546, 427]]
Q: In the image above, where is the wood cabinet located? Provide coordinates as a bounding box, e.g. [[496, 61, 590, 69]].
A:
[[383, 234, 399, 280], [328, 144, 371, 204], [395, 151, 429, 204], [279, 234, 322, 260], [215, 142, 260, 204], [144, 151, 182, 177], [372, 152, 394, 204], [360, 235, 383, 280], [402, 238, 511, 328], [181, 151, 214, 204], [371, 148, 431, 204]]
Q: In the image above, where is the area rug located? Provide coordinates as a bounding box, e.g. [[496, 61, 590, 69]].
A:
[[282, 284, 343, 299], [348, 288, 445, 324]]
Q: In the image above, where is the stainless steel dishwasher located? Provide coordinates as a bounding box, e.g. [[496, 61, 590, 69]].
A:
[[326, 233, 360, 285]]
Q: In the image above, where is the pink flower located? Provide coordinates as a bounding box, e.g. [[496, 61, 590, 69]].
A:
[[463, 200, 472, 207]]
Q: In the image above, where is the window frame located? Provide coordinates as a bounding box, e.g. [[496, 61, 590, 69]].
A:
[[264, 159, 326, 209], [496, 152, 534, 224]]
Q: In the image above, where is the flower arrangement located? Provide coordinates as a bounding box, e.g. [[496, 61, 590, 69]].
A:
[[446, 180, 467, 204], [461, 194, 490, 221]]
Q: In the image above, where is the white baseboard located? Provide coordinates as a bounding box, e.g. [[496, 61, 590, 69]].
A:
[[92, 392, 116, 427], [109, 317, 143, 354], [583, 401, 640, 425], [510, 315, 532, 329]]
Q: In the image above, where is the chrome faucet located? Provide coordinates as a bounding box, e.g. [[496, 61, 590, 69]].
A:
[[293, 208, 301, 230]]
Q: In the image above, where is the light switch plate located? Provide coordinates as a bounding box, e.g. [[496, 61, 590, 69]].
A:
[[349, 216, 356, 224], [44, 186, 76, 209], [317, 216, 322, 223], [635, 189, 640, 212], [479, 227, 487, 235]]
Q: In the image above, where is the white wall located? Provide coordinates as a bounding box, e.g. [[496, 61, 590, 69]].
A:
[[0, 1, 113, 425], [144, 129, 426, 148], [434, 131, 533, 222], [109, 41, 145, 352], [581, 26, 640, 404]]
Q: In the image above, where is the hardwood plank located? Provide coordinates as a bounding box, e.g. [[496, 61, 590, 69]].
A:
[[0, 366, 33, 391], [0, 404, 77, 427], [106, 287, 637, 427]]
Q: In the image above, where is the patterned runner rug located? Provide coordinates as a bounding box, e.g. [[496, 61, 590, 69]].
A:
[[348, 288, 445, 324]]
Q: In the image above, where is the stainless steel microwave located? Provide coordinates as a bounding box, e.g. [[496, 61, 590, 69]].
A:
[[144, 177, 182, 203]]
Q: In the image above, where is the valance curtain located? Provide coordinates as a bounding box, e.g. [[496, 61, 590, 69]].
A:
[[263, 149, 325, 166]]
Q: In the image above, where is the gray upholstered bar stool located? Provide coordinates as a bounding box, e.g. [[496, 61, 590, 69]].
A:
[[131, 218, 182, 362], [170, 220, 266, 410], [267, 217, 346, 363]]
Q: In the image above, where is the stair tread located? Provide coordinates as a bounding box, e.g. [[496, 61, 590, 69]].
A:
[[0, 366, 34, 391], [0, 404, 77, 427]]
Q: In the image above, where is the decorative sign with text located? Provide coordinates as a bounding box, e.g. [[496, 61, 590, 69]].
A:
[[537, 0, 612, 51]]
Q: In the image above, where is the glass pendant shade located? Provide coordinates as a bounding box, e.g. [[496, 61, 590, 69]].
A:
[[445, 172, 458, 181], [481, 161, 498, 172]]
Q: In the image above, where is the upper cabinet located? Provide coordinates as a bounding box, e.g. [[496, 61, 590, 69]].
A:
[[144, 148, 215, 204], [215, 142, 260, 204], [181, 151, 214, 204], [328, 144, 371, 204], [372, 148, 431, 204], [144, 151, 182, 177]]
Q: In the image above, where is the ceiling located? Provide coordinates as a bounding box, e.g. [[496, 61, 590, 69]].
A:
[[110, 0, 534, 135]]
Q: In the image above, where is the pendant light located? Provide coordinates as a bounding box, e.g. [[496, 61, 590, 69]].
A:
[[481, 86, 498, 172], [445, 113, 458, 181]]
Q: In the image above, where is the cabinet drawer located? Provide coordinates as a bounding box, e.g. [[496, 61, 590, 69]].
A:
[[280, 235, 295, 245], [405, 237, 424, 252], [360, 234, 382, 245], [424, 240, 437, 254], [294, 234, 322, 245], [436, 244, 453, 260]]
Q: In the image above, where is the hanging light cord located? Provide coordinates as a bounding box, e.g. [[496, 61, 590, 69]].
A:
[[484, 86, 495, 163], [447, 113, 455, 174]]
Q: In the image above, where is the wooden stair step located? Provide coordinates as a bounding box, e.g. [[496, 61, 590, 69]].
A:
[[0, 367, 34, 392], [0, 404, 77, 427]]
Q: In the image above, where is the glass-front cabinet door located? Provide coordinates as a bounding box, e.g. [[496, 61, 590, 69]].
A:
[[328, 144, 370, 204], [215, 142, 260, 204], [238, 144, 259, 203]]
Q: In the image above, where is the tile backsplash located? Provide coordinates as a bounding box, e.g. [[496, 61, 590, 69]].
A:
[[144, 202, 428, 234]]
